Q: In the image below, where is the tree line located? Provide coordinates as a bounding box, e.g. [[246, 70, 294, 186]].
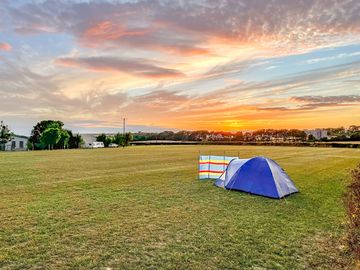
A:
[[325, 126, 360, 141], [132, 129, 308, 141], [132, 126, 360, 142], [95, 132, 133, 147], [1, 120, 359, 151]]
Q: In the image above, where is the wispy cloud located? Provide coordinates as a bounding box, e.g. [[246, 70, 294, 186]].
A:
[[291, 95, 360, 104], [303, 51, 360, 64], [55, 56, 185, 78], [3, 0, 360, 55]]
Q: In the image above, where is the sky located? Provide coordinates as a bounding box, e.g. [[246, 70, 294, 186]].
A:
[[0, 0, 359, 135]]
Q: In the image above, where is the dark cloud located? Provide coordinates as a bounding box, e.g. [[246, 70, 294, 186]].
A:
[[291, 95, 360, 103], [257, 95, 360, 112], [257, 103, 357, 112], [56, 56, 185, 78]]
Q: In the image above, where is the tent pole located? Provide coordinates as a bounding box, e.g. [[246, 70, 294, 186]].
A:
[[198, 150, 201, 180], [223, 150, 225, 172]]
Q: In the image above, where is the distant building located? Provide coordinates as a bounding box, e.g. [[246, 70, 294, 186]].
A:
[[81, 134, 98, 148], [270, 136, 285, 142], [304, 129, 328, 140], [4, 135, 28, 151], [207, 133, 224, 141]]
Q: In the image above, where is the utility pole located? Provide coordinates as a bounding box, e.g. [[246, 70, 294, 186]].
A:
[[122, 117, 126, 148], [122, 118, 126, 135]]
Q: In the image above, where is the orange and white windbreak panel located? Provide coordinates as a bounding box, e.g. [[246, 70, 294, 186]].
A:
[[199, 155, 237, 179]]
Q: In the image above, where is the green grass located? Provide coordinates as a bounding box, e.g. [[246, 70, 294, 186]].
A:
[[1, 146, 359, 269]]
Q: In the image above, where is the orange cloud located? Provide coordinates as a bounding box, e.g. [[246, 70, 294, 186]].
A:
[[0, 42, 12, 51], [81, 21, 212, 56], [81, 20, 148, 47]]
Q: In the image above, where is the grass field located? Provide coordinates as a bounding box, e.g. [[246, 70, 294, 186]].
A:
[[1, 146, 359, 269]]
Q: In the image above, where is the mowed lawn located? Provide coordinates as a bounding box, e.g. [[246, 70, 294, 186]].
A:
[[1, 146, 359, 269]]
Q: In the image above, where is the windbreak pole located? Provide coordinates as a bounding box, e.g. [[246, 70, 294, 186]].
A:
[[208, 151, 211, 179]]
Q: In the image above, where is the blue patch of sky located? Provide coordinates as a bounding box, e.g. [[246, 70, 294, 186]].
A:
[[242, 44, 360, 82], [0, 31, 74, 61]]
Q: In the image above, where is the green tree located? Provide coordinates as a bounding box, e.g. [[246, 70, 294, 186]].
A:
[[113, 133, 124, 145], [29, 120, 64, 150], [189, 130, 209, 141], [174, 130, 189, 141], [96, 133, 113, 147], [57, 129, 70, 149], [350, 132, 360, 141], [40, 128, 61, 150], [0, 121, 13, 151], [105, 136, 113, 147], [68, 133, 84, 148], [96, 133, 108, 146], [158, 131, 175, 140], [29, 120, 83, 150], [113, 132, 132, 147], [132, 132, 147, 141], [124, 132, 133, 146], [233, 131, 244, 141], [308, 134, 316, 141]]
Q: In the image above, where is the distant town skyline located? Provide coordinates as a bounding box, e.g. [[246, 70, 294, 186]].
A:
[[1, 0, 360, 135]]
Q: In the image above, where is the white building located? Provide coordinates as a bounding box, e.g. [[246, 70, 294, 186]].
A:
[[304, 129, 328, 140], [4, 135, 28, 151], [81, 134, 98, 148]]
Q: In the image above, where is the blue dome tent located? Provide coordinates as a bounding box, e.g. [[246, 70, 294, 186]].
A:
[[214, 158, 249, 188], [215, 156, 298, 199]]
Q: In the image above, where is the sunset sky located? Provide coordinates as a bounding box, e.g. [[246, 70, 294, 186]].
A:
[[0, 0, 359, 135]]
